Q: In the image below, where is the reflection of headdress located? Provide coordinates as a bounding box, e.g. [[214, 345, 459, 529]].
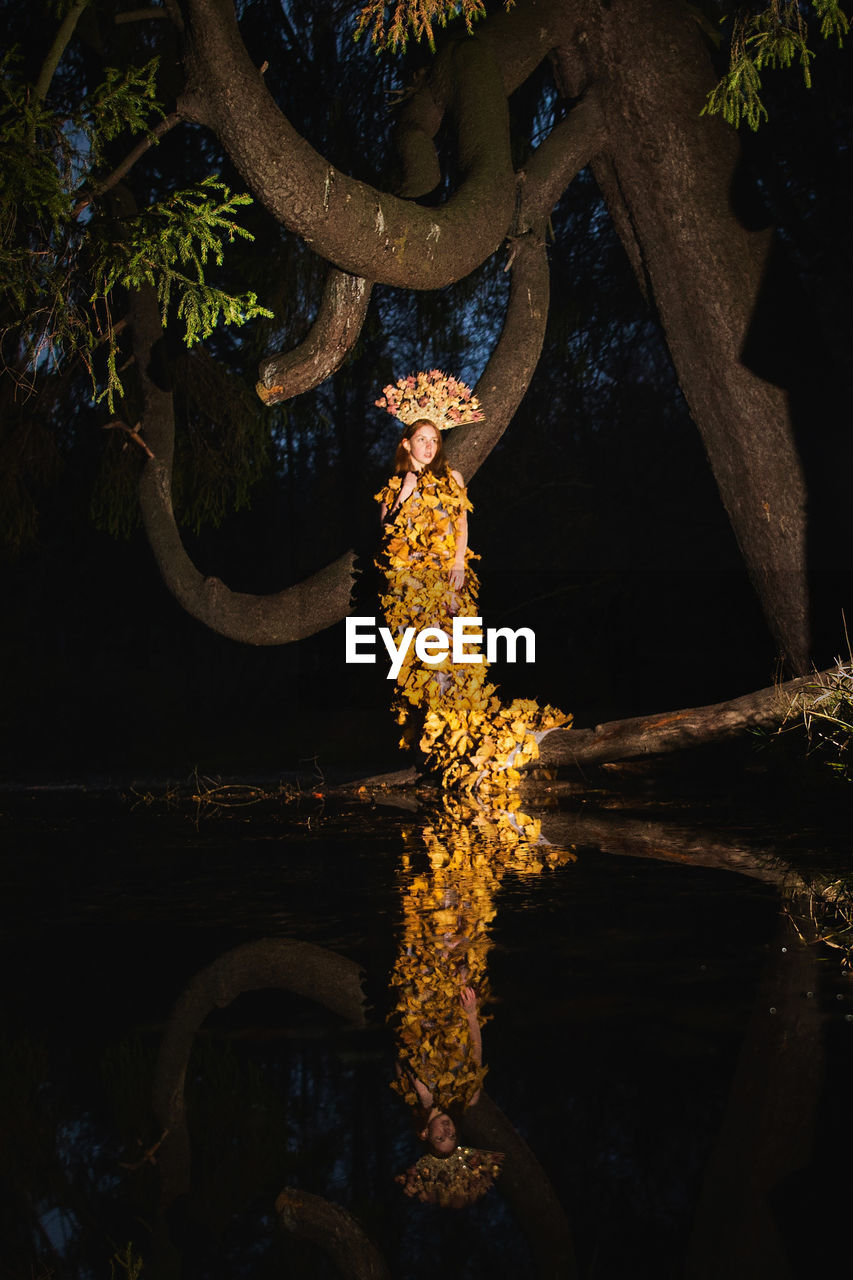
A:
[[376, 369, 485, 432], [396, 1146, 504, 1209]]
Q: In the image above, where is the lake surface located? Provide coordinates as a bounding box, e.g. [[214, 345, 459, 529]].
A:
[[1, 767, 851, 1279]]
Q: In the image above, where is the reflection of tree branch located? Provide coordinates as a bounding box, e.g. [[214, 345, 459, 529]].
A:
[[685, 916, 822, 1277], [275, 1188, 391, 1280], [464, 1092, 578, 1280], [537, 809, 788, 887], [152, 938, 366, 1207]]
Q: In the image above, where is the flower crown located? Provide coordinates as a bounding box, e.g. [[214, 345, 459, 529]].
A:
[[396, 1146, 504, 1208], [375, 369, 485, 432]]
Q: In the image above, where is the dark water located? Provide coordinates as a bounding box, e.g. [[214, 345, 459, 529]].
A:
[[1, 778, 851, 1279]]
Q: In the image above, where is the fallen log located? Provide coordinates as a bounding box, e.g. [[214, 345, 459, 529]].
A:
[[333, 664, 847, 794], [538, 664, 846, 768]]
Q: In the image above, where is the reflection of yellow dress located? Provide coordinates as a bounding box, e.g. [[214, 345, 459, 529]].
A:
[[390, 796, 576, 1115], [376, 468, 571, 793], [389, 796, 577, 1208]]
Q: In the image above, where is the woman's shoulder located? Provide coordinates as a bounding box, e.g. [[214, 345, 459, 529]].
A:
[[449, 468, 465, 489]]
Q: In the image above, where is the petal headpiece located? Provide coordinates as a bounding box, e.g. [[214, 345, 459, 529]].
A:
[[376, 369, 485, 432], [396, 1146, 504, 1209]]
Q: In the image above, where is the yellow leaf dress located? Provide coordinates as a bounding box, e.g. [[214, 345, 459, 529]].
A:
[[375, 467, 571, 794]]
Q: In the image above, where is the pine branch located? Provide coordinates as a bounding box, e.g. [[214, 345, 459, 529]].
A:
[[703, 1, 849, 131]]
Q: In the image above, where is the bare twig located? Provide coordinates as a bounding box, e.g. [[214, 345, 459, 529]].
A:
[[114, 7, 172, 24], [119, 1128, 170, 1171], [102, 419, 155, 459], [73, 113, 184, 217]]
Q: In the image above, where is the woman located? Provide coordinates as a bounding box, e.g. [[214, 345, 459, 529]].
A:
[[377, 414, 478, 696], [375, 369, 570, 792], [380, 418, 469, 592], [394, 983, 503, 1209]]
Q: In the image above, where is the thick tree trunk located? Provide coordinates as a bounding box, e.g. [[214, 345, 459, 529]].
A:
[[554, 0, 809, 670], [166, 0, 813, 664]]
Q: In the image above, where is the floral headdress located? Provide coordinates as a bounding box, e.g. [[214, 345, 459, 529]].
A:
[[396, 1146, 504, 1209], [376, 369, 485, 432]]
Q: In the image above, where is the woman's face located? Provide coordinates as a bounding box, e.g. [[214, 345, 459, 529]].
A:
[[404, 423, 440, 470], [427, 1113, 457, 1155]]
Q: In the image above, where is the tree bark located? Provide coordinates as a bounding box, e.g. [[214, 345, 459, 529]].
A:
[[130, 281, 357, 642], [464, 1092, 578, 1280], [257, 269, 371, 406], [275, 1189, 391, 1280], [181, 0, 516, 289], [448, 226, 551, 481], [554, 0, 809, 670], [684, 918, 823, 1279], [152, 937, 366, 1208], [537, 665, 839, 769]]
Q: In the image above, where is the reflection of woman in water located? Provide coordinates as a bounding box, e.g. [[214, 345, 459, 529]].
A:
[[389, 795, 574, 1207], [375, 370, 570, 794], [386, 793, 573, 1203], [395, 983, 503, 1209]]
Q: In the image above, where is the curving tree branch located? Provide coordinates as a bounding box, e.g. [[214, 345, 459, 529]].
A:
[[275, 1189, 391, 1280], [130, 280, 356, 642], [256, 270, 372, 406], [464, 1092, 578, 1279], [518, 89, 607, 230], [152, 937, 366, 1207], [181, 0, 516, 289], [446, 224, 551, 482], [445, 92, 606, 481]]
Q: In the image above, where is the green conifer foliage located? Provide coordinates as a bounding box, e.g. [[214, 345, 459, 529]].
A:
[[704, 1, 849, 130], [0, 47, 271, 413]]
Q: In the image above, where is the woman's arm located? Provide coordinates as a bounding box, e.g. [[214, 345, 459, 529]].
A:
[[460, 985, 483, 1105], [460, 985, 482, 1066]]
